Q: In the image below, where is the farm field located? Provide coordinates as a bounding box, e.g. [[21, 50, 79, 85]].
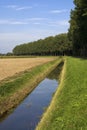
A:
[[0, 57, 61, 117], [0, 57, 55, 81]]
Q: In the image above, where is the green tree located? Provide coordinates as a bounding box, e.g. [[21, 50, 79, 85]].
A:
[[13, 33, 72, 56], [68, 0, 87, 56]]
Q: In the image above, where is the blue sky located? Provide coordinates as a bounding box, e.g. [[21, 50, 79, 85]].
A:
[[0, 0, 74, 53]]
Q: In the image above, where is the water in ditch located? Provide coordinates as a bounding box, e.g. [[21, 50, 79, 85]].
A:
[[0, 64, 62, 130]]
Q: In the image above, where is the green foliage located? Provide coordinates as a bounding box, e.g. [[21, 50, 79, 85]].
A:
[[36, 57, 87, 130], [68, 0, 87, 56], [13, 34, 72, 56]]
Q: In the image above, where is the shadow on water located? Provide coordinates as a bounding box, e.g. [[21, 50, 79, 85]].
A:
[[47, 61, 64, 81], [0, 62, 64, 130]]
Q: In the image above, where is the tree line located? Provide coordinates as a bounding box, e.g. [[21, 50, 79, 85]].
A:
[[13, 0, 87, 57], [13, 33, 72, 56], [68, 0, 87, 57]]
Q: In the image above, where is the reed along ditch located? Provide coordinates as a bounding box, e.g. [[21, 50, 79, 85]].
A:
[[0, 62, 63, 130]]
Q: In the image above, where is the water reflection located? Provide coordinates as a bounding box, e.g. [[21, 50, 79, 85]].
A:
[[47, 62, 64, 80]]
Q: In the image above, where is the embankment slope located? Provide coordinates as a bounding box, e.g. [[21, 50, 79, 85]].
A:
[[36, 57, 87, 130]]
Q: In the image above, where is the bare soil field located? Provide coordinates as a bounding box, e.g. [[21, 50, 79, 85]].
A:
[[0, 57, 55, 81]]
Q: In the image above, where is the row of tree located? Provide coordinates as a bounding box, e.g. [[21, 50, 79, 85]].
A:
[[68, 0, 87, 56], [13, 33, 72, 56], [13, 0, 87, 57]]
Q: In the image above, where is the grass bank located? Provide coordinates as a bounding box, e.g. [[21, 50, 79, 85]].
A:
[[0, 57, 63, 117], [36, 57, 87, 130]]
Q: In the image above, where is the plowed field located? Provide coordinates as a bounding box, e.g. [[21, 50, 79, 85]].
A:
[[0, 57, 54, 81]]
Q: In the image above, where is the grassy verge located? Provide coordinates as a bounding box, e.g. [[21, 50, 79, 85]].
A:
[[0, 57, 63, 117], [36, 57, 87, 130]]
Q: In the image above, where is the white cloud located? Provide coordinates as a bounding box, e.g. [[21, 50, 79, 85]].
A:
[[15, 6, 32, 11], [6, 5, 17, 9], [58, 20, 69, 26], [5, 5, 32, 11], [10, 21, 28, 25], [50, 9, 68, 14], [33, 22, 41, 25], [0, 19, 28, 25], [48, 20, 69, 26], [26, 18, 48, 21], [0, 18, 48, 25]]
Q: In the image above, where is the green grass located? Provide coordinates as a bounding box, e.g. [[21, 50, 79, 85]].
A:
[[36, 57, 87, 130], [0, 57, 63, 116]]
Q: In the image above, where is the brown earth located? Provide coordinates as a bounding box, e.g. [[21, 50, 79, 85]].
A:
[[0, 57, 55, 81]]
